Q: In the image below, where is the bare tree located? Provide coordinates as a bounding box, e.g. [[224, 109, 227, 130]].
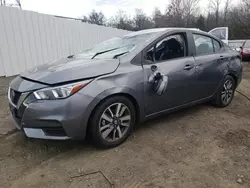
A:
[[83, 10, 106, 26], [108, 10, 134, 30], [165, 0, 183, 27], [182, 0, 200, 26], [134, 9, 153, 30], [196, 15, 206, 30], [242, 0, 250, 8], [15, 0, 21, 9], [209, 0, 222, 26], [0, 0, 21, 8], [152, 8, 166, 27], [89, 10, 105, 25], [165, 0, 200, 27], [224, 0, 232, 22]]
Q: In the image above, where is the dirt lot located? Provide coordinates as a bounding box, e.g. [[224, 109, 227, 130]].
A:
[[0, 65, 250, 188]]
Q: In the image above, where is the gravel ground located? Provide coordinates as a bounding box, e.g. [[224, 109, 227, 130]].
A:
[[0, 64, 250, 188]]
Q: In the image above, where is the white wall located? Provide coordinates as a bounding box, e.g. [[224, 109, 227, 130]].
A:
[[0, 7, 130, 76]]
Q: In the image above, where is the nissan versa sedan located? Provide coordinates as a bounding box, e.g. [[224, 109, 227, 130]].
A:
[[8, 28, 243, 148]]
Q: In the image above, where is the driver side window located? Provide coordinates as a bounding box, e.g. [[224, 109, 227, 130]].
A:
[[146, 34, 186, 62]]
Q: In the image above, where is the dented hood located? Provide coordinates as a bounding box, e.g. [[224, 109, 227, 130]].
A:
[[21, 58, 119, 85]]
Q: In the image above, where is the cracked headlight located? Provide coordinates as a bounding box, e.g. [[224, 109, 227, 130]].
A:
[[33, 80, 92, 100]]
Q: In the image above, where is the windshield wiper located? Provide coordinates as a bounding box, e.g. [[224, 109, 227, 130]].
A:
[[92, 47, 119, 59], [113, 51, 129, 59]]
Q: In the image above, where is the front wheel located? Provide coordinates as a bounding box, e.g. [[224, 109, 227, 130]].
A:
[[213, 75, 236, 107], [90, 96, 136, 148]]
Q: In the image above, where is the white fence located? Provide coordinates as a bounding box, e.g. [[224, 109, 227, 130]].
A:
[[0, 7, 130, 77]]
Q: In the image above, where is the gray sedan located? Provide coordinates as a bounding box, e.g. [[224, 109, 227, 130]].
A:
[[8, 28, 243, 148]]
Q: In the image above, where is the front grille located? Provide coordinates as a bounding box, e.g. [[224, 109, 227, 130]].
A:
[[9, 101, 27, 129], [8, 87, 29, 129], [14, 116, 22, 127], [10, 106, 22, 128], [9, 89, 22, 106]]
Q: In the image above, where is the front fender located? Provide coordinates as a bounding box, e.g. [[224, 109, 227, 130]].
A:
[[78, 63, 145, 133], [79, 86, 145, 135], [88, 86, 144, 120]]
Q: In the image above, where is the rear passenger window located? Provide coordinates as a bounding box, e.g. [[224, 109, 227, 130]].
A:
[[193, 34, 214, 56], [213, 40, 221, 52]]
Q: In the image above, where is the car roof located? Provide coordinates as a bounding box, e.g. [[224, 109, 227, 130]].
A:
[[125, 28, 208, 37], [124, 28, 168, 37]]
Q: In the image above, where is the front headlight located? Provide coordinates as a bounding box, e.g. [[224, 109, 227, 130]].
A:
[[33, 80, 92, 100]]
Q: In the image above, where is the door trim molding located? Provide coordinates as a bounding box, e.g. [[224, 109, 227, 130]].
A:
[[145, 95, 212, 118]]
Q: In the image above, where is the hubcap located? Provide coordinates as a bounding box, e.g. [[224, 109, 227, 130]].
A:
[[221, 79, 233, 104], [99, 103, 131, 142]]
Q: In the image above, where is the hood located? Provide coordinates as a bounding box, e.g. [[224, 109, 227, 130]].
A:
[[21, 58, 120, 85]]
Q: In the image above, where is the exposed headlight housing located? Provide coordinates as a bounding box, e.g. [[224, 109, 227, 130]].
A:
[[33, 80, 92, 100]]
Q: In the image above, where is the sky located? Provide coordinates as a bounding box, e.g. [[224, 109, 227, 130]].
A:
[[18, 0, 240, 20]]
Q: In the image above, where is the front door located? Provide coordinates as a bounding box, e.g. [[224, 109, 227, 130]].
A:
[[143, 33, 197, 116]]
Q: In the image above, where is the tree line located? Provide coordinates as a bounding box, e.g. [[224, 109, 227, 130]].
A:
[[82, 0, 250, 40], [0, 0, 21, 8]]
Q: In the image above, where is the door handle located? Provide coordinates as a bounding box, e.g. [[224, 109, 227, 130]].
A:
[[184, 64, 195, 70]]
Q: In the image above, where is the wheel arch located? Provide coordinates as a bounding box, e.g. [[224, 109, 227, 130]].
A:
[[227, 70, 238, 85], [85, 88, 143, 135], [227, 72, 238, 84], [212, 69, 238, 99]]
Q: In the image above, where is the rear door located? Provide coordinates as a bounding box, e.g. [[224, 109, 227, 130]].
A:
[[209, 27, 229, 44], [191, 33, 228, 99]]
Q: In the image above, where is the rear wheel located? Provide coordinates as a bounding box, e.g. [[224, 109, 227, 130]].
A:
[[90, 96, 136, 148], [213, 75, 236, 107]]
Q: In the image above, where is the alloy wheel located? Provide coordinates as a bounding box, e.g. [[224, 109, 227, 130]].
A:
[[221, 79, 234, 104], [99, 103, 131, 142]]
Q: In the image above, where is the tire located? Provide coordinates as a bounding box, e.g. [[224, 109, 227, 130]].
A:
[[90, 96, 136, 148], [213, 75, 236, 108]]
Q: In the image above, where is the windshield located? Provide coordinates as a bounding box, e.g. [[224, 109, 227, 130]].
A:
[[74, 32, 160, 59]]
